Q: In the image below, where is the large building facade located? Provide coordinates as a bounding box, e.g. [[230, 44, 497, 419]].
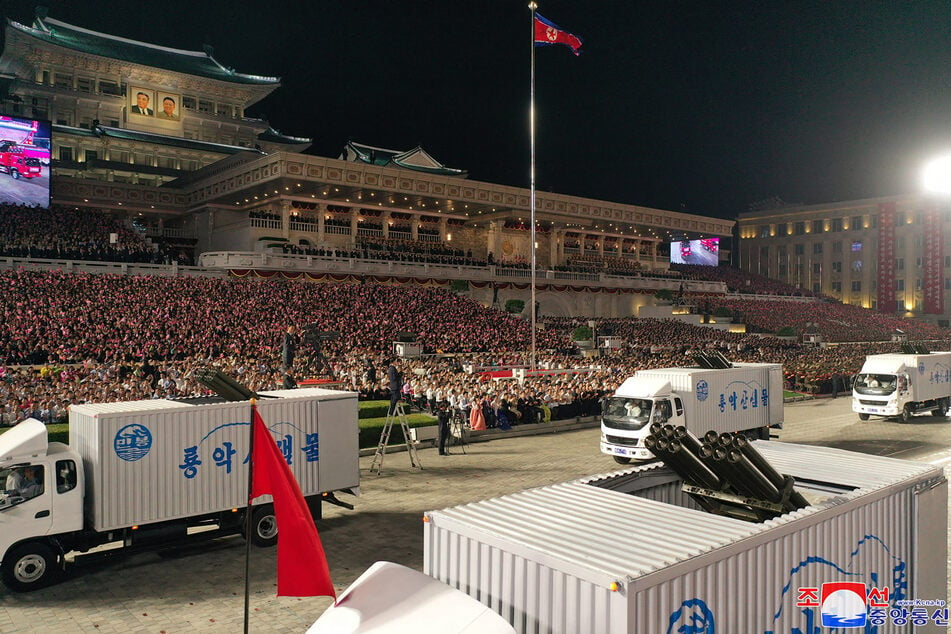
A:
[[737, 196, 950, 324], [0, 9, 734, 317]]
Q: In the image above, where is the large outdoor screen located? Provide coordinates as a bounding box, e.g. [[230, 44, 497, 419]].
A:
[[670, 238, 719, 266], [0, 115, 51, 209]]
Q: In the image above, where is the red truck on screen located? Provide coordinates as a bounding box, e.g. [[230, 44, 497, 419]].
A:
[[0, 141, 42, 179]]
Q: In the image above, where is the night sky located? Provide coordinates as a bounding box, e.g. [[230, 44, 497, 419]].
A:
[[5, 0, 951, 219]]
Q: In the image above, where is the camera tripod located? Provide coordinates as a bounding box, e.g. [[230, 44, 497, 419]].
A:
[[444, 408, 468, 455]]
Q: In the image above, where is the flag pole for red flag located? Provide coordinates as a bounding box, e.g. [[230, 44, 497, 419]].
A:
[[243, 398, 257, 634], [529, 1, 538, 372]]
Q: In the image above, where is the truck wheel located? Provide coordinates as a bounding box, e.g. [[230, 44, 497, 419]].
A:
[[612, 456, 632, 465], [1, 542, 61, 591], [248, 506, 278, 547], [901, 407, 912, 423], [10, 169, 18, 180], [858, 413, 870, 421]]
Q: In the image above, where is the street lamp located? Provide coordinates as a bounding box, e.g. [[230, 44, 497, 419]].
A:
[[922, 154, 951, 194]]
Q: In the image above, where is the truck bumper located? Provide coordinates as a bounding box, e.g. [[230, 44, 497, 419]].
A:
[[601, 442, 654, 461], [853, 401, 897, 416]]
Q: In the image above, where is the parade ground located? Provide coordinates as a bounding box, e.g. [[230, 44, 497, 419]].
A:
[[1, 397, 949, 632]]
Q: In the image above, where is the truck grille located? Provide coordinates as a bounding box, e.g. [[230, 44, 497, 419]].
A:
[[858, 399, 886, 406], [605, 435, 639, 447]]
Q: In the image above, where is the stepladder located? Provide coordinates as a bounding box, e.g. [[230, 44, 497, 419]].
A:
[[369, 401, 422, 474]]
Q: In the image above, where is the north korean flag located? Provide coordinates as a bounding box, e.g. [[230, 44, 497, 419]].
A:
[[534, 13, 583, 56]]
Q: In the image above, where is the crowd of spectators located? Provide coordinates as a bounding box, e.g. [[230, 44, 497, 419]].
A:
[[0, 203, 192, 265], [556, 255, 644, 277], [671, 263, 821, 297], [2, 267, 950, 429], [279, 238, 488, 267], [356, 238, 486, 267], [699, 296, 949, 342], [0, 204, 157, 263]]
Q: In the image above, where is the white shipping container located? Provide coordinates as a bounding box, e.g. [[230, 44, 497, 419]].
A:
[[424, 442, 947, 633], [69, 388, 358, 532]]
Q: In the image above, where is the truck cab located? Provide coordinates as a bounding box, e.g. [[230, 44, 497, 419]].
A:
[[852, 353, 951, 422], [0, 141, 42, 179], [601, 378, 685, 464], [0, 419, 84, 590]]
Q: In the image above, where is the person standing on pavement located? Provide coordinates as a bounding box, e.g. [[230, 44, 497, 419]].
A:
[[387, 358, 403, 415]]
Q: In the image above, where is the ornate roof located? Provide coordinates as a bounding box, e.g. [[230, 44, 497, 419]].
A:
[[8, 12, 279, 86], [258, 127, 311, 145], [53, 124, 265, 155], [343, 140, 467, 177]]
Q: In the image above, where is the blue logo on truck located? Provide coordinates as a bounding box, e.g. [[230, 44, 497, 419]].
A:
[[666, 534, 907, 633], [114, 423, 153, 461], [178, 420, 320, 479], [696, 380, 709, 402], [667, 598, 715, 633]]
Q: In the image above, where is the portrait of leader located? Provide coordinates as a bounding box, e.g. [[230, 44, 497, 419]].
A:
[[130, 88, 154, 116], [157, 92, 180, 121]]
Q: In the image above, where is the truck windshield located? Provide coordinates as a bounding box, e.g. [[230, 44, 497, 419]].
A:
[[854, 373, 897, 396], [0, 464, 44, 510], [602, 397, 653, 430]]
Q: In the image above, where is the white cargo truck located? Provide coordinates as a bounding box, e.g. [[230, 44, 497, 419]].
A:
[[425, 442, 948, 634], [0, 387, 358, 591], [852, 353, 951, 422], [600, 362, 784, 464]]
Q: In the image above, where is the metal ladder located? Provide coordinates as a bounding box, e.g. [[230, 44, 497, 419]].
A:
[[369, 401, 422, 474]]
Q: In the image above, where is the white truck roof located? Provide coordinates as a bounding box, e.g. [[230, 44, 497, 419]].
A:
[[613, 377, 671, 399], [860, 353, 951, 374], [0, 418, 48, 463]]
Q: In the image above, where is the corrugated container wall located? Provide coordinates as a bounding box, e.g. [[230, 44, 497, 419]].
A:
[[69, 388, 358, 532], [424, 442, 947, 633]]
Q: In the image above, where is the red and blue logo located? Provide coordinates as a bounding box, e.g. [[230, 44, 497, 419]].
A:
[[820, 582, 867, 628]]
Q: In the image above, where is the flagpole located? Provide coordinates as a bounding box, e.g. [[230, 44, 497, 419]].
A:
[[529, 1, 538, 372], [243, 398, 257, 634]]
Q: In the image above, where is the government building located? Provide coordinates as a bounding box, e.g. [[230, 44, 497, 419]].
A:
[[0, 8, 732, 318], [736, 195, 950, 325]]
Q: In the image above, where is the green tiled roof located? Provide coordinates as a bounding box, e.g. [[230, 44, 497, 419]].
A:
[[9, 15, 279, 86], [258, 127, 311, 145], [345, 140, 467, 177], [52, 123, 265, 155]]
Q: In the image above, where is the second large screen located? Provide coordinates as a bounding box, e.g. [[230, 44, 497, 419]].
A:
[[670, 238, 719, 266], [0, 115, 51, 209]]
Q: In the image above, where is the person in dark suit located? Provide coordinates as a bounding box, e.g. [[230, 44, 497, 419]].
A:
[[435, 400, 451, 455], [281, 325, 297, 371], [281, 325, 298, 388], [387, 358, 403, 415], [131, 92, 153, 116]]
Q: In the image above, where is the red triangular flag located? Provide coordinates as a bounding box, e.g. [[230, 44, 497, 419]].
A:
[[251, 406, 335, 598]]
